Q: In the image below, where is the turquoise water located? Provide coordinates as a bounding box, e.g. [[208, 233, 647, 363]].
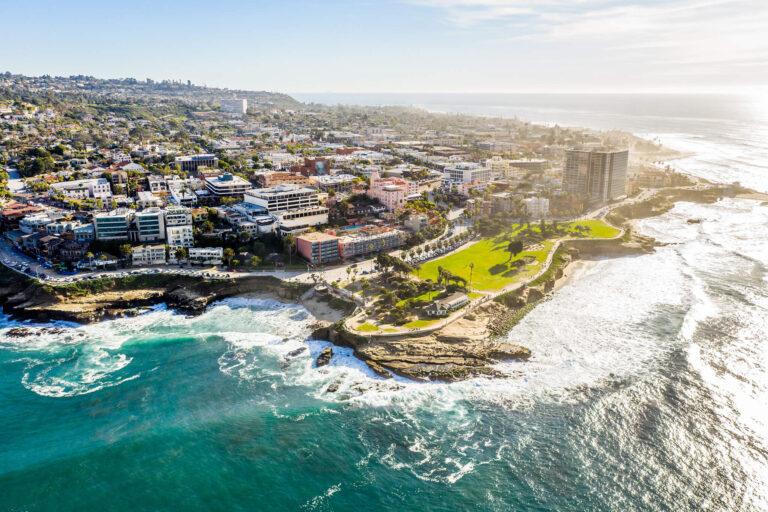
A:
[[3, 95, 768, 510]]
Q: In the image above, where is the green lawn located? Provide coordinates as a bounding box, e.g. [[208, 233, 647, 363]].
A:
[[403, 319, 438, 328], [356, 322, 379, 332], [415, 237, 553, 291], [564, 220, 620, 238]]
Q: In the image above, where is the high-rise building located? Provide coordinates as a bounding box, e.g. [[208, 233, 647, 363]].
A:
[[563, 149, 628, 202], [220, 99, 247, 115]]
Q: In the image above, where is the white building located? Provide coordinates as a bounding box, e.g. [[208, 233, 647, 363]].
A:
[[221, 98, 247, 115], [131, 244, 167, 266], [204, 173, 251, 196], [135, 207, 166, 242], [443, 163, 491, 185], [244, 184, 320, 213], [137, 191, 163, 208], [164, 207, 193, 227], [274, 206, 329, 236], [166, 225, 194, 248], [523, 197, 550, 219], [51, 178, 112, 200], [188, 247, 223, 265]]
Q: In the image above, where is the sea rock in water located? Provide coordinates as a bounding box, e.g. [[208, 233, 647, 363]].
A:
[[326, 382, 339, 393], [285, 347, 307, 359], [686, 218, 703, 224], [6, 327, 66, 338], [316, 346, 333, 367]]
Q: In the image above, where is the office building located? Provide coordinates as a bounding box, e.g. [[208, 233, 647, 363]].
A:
[[244, 184, 320, 213], [563, 149, 628, 202], [175, 154, 219, 172], [94, 208, 133, 240], [135, 208, 166, 242], [204, 173, 252, 197], [443, 163, 491, 185]]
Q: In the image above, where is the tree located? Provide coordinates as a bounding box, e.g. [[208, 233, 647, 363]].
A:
[[468, 262, 474, 287], [174, 247, 187, 262], [119, 244, 132, 261], [284, 235, 296, 265], [249, 255, 262, 268], [223, 248, 235, 266], [507, 240, 524, 262], [202, 220, 214, 233]]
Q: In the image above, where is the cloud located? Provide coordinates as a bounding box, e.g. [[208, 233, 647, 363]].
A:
[[405, 0, 768, 87]]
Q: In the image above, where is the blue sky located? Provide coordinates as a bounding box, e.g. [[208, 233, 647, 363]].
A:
[[2, 0, 767, 93]]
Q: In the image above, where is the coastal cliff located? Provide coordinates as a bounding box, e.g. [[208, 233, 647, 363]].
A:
[[0, 269, 310, 324]]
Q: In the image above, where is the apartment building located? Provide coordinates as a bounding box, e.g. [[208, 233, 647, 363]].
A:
[[188, 247, 223, 265], [563, 149, 628, 202], [337, 226, 406, 259], [220, 98, 247, 115], [50, 178, 112, 200], [295, 232, 341, 264], [131, 244, 167, 266]]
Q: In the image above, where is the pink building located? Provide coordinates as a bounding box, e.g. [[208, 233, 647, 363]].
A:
[[367, 170, 418, 212]]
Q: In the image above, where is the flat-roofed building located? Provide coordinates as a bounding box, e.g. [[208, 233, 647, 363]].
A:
[[336, 226, 406, 259], [563, 148, 628, 202], [296, 231, 340, 264], [131, 244, 167, 266], [175, 154, 218, 172], [274, 206, 329, 236], [188, 247, 223, 265], [220, 98, 247, 115], [204, 173, 251, 197], [255, 171, 315, 188], [135, 207, 166, 242], [244, 184, 320, 213], [94, 208, 134, 240], [444, 163, 491, 185]]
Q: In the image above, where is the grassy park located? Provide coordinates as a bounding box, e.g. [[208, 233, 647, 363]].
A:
[[414, 219, 619, 292]]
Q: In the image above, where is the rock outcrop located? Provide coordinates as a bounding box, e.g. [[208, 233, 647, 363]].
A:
[[316, 346, 333, 367], [313, 302, 530, 383]]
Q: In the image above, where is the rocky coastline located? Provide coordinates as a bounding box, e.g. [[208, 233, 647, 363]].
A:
[[0, 182, 755, 383]]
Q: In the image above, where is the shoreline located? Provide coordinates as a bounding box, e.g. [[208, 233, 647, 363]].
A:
[[1, 181, 753, 382]]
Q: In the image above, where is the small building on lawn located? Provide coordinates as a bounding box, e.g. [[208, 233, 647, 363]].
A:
[[424, 292, 469, 317]]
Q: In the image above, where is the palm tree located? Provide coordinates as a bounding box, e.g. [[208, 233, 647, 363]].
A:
[[468, 262, 474, 287], [223, 248, 235, 267], [284, 235, 295, 265]]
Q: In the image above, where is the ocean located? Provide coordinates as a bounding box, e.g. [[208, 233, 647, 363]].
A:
[[2, 94, 768, 511]]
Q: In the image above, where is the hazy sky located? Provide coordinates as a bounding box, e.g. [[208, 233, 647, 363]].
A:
[[2, 0, 767, 94]]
